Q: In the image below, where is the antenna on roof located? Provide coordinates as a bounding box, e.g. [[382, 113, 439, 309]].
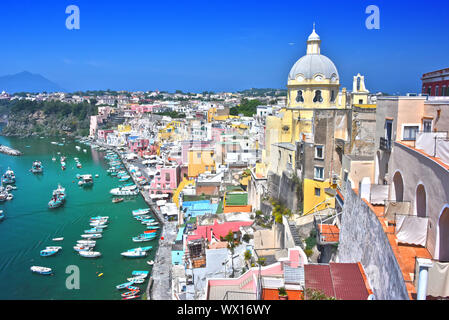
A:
[[313, 22, 316, 31]]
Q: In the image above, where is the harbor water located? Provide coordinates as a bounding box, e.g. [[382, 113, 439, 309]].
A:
[[0, 132, 158, 300]]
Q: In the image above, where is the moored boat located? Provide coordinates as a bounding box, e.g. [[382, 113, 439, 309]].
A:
[[112, 197, 124, 203], [121, 249, 147, 258], [30, 266, 53, 275], [132, 208, 151, 216], [30, 161, 43, 174], [116, 281, 134, 290], [78, 174, 93, 187], [80, 233, 102, 239], [79, 251, 101, 258], [1, 168, 16, 185]]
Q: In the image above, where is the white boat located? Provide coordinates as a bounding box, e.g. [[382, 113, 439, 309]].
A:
[[30, 266, 53, 275], [78, 174, 93, 187], [81, 233, 102, 239], [79, 251, 101, 258], [126, 277, 145, 283], [90, 222, 108, 228], [52, 237, 64, 241], [121, 250, 147, 258], [147, 260, 154, 266], [45, 246, 62, 251], [77, 240, 96, 245], [132, 208, 151, 216], [110, 185, 139, 196], [74, 245, 93, 252]]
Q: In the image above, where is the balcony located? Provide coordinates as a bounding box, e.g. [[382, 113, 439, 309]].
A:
[[380, 137, 392, 152]]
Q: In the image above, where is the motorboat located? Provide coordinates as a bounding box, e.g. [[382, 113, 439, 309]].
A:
[[77, 240, 96, 245], [146, 226, 160, 230], [84, 227, 103, 234], [40, 248, 61, 257], [45, 246, 62, 251], [79, 251, 101, 258], [127, 246, 152, 252], [30, 266, 53, 275], [30, 161, 43, 174], [80, 233, 102, 239], [78, 174, 93, 187], [121, 249, 147, 258], [126, 277, 145, 284], [73, 245, 93, 252], [110, 185, 139, 196], [90, 216, 109, 221], [131, 271, 148, 277], [52, 237, 64, 241], [132, 234, 157, 242], [132, 208, 150, 216], [1, 168, 16, 184], [48, 185, 66, 209], [121, 290, 140, 298], [116, 281, 134, 290], [112, 198, 124, 203]]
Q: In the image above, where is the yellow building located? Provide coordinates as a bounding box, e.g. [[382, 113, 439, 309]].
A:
[[187, 148, 216, 178], [118, 124, 131, 133]]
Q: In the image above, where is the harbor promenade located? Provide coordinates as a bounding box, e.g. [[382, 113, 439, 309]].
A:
[[91, 140, 177, 300]]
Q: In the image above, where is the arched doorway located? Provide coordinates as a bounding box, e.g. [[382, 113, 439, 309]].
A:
[[416, 184, 426, 217], [439, 207, 449, 261], [392, 171, 404, 202]]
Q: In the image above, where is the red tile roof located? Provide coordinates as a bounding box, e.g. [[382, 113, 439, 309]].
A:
[[304, 263, 370, 300], [187, 219, 254, 243]]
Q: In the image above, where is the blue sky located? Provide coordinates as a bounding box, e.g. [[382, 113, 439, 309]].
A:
[[0, 0, 448, 93]]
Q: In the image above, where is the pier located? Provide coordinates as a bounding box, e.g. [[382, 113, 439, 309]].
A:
[[92, 141, 176, 300], [0, 144, 22, 156]]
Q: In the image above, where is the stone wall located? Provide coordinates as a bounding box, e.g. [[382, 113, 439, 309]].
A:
[[336, 182, 409, 300], [267, 171, 299, 214]]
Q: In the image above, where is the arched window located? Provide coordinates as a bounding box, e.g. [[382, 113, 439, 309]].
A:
[[330, 90, 335, 102], [439, 207, 449, 261], [313, 90, 323, 103], [296, 90, 304, 103], [357, 77, 361, 91], [416, 184, 426, 217], [392, 171, 404, 202]]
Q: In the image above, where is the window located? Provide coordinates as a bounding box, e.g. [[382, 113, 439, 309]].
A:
[[315, 188, 321, 197], [359, 99, 363, 104], [357, 77, 361, 91], [435, 86, 439, 96], [313, 90, 323, 103], [205, 166, 209, 171], [197, 152, 201, 159], [296, 90, 304, 103], [315, 145, 324, 159], [278, 150, 281, 160], [288, 154, 292, 164], [330, 90, 335, 102], [423, 119, 432, 133], [427, 87, 431, 95], [343, 171, 349, 182], [165, 173, 171, 181], [385, 120, 393, 141], [314, 166, 324, 180], [403, 125, 419, 140]]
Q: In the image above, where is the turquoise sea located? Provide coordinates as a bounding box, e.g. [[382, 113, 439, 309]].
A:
[[0, 130, 158, 300]]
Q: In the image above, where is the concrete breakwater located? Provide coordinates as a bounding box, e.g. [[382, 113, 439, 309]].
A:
[[0, 144, 22, 156]]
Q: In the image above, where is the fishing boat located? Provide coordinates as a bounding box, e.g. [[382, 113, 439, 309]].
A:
[[116, 281, 134, 290], [79, 251, 101, 258], [78, 174, 93, 187], [132, 234, 157, 242], [30, 161, 43, 174], [30, 266, 53, 275], [112, 198, 124, 203], [121, 249, 147, 258], [122, 294, 140, 300], [81, 233, 102, 239], [146, 226, 160, 230], [131, 271, 149, 277], [110, 185, 139, 196], [1, 168, 16, 184], [48, 185, 66, 208], [144, 230, 157, 234], [121, 290, 140, 297]]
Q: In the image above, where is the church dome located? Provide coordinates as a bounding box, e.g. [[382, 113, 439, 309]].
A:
[[288, 54, 339, 81]]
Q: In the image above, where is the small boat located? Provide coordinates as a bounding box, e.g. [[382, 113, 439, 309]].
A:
[[144, 230, 157, 234], [40, 248, 60, 257], [110, 185, 139, 196], [132, 236, 156, 243], [52, 157, 56, 161], [80, 233, 102, 239], [0, 210, 4, 221], [121, 250, 147, 258], [126, 277, 145, 283], [146, 226, 160, 230], [30, 266, 53, 275], [131, 271, 148, 277], [121, 290, 140, 297], [1, 168, 16, 185], [52, 237, 64, 241], [147, 260, 154, 266], [90, 216, 109, 221], [112, 198, 124, 203], [84, 228, 103, 234], [77, 240, 96, 245], [122, 294, 140, 300], [45, 246, 62, 251], [48, 185, 66, 209], [30, 161, 44, 174], [74, 245, 93, 252], [116, 281, 134, 290], [132, 208, 151, 216], [78, 174, 93, 187], [6, 193, 13, 201], [79, 251, 101, 258], [76, 162, 82, 169], [127, 246, 152, 252], [95, 174, 99, 178]]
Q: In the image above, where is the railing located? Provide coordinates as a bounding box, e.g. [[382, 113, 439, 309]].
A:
[[380, 137, 392, 151], [223, 291, 257, 300], [313, 212, 340, 245]]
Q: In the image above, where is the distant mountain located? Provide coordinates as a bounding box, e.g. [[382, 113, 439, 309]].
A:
[[0, 71, 65, 93]]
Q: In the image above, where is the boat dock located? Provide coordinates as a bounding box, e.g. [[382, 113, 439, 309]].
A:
[[91, 141, 177, 300], [0, 144, 22, 156]]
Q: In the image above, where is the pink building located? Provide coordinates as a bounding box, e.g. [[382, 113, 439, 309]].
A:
[[129, 104, 161, 113], [149, 165, 180, 195], [128, 137, 150, 154], [97, 129, 114, 142]]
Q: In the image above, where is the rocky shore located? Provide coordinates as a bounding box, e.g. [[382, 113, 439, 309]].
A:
[[0, 144, 22, 156]]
